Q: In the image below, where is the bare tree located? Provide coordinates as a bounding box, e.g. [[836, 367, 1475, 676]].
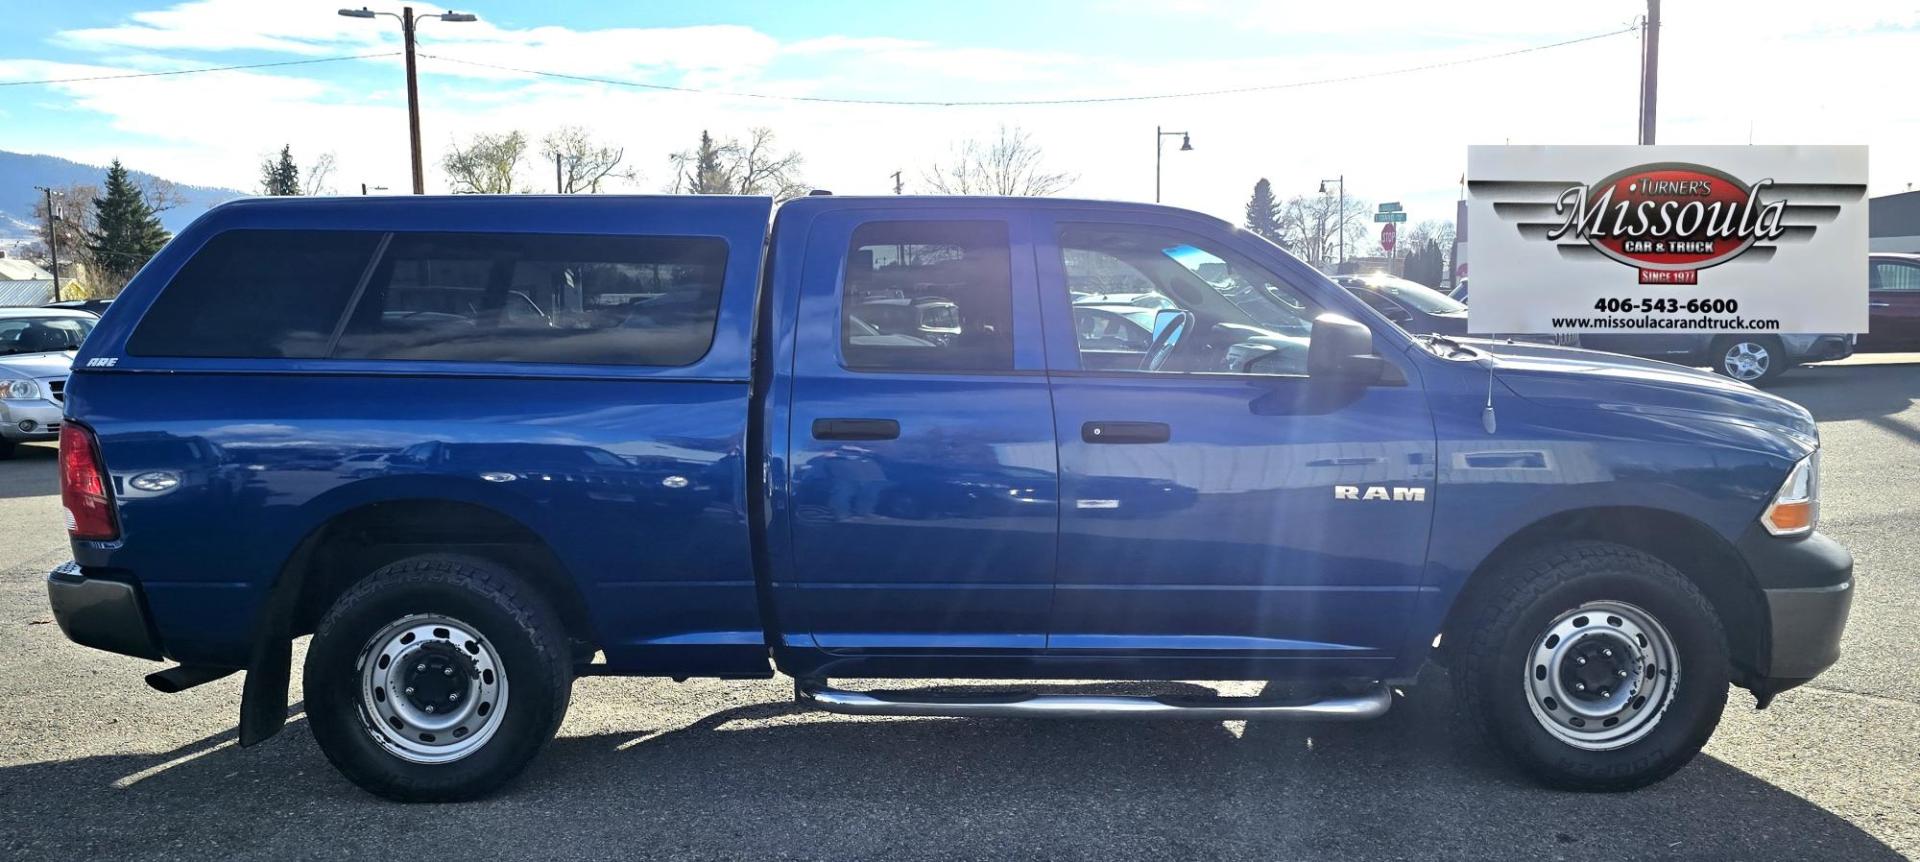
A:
[[668, 128, 807, 200], [26, 183, 99, 282], [1278, 192, 1371, 270], [542, 127, 635, 194], [730, 128, 807, 200], [136, 175, 184, 213], [922, 125, 1075, 196], [303, 152, 338, 196], [442, 131, 529, 194]]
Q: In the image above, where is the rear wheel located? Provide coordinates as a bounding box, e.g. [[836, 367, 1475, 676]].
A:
[[305, 554, 572, 802], [1711, 335, 1787, 385], [1452, 541, 1728, 791]]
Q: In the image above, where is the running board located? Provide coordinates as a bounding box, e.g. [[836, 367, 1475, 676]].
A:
[[795, 681, 1392, 721]]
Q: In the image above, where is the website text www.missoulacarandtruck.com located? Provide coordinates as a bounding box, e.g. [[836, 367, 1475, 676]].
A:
[[1547, 315, 1782, 331]]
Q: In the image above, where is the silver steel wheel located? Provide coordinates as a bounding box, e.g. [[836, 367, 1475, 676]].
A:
[[1523, 600, 1679, 751], [354, 613, 508, 765], [1721, 341, 1772, 381]]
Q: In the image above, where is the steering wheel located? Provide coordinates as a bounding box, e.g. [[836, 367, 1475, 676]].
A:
[[1143, 310, 1194, 372]]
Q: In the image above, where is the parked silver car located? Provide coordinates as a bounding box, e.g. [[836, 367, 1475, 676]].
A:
[[0, 308, 96, 458]]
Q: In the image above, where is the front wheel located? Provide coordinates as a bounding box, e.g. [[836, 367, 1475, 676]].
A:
[[304, 554, 573, 802], [1452, 541, 1728, 791], [1711, 335, 1788, 385]]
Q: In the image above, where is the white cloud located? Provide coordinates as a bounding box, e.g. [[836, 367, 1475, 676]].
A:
[[6, 0, 1918, 234]]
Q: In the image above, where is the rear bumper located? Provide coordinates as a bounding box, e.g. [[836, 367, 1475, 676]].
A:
[[1737, 530, 1853, 697], [1784, 334, 1855, 364], [46, 561, 164, 661]]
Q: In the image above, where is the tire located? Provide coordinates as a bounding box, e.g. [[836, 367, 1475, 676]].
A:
[[1710, 335, 1788, 385], [1451, 541, 1728, 791], [0, 440, 15, 460], [304, 554, 572, 802]]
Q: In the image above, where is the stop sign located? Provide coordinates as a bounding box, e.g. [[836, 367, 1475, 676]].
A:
[[1381, 222, 1397, 253]]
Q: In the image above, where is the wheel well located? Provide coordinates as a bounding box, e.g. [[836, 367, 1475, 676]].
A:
[[1442, 507, 1767, 685], [277, 500, 596, 652]]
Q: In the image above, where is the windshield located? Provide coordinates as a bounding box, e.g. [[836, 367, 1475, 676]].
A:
[[0, 316, 95, 354], [1355, 276, 1466, 315]]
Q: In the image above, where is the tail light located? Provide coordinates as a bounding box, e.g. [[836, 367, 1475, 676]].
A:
[[60, 423, 120, 541]]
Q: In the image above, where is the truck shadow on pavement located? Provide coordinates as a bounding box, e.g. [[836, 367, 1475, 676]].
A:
[[0, 679, 1902, 861], [0, 442, 58, 500], [1776, 363, 1920, 427]]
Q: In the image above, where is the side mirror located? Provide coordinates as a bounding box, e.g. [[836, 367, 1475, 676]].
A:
[[1144, 308, 1194, 372], [1307, 313, 1385, 384]]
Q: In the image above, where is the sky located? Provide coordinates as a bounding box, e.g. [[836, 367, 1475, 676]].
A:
[[0, 0, 1915, 234]]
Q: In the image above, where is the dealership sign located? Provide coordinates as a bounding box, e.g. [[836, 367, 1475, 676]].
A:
[[1467, 146, 1867, 334]]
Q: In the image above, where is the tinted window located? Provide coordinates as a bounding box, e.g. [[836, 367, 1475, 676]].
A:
[[841, 220, 1014, 372], [129, 230, 383, 358], [334, 233, 728, 365]]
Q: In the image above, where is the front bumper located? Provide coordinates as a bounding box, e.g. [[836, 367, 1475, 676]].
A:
[[0, 399, 62, 441], [46, 561, 164, 661], [1737, 529, 1853, 700]]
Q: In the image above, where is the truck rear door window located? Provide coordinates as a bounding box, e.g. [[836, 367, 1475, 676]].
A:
[[128, 229, 385, 359], [333, 232, 729, 366], [841, 220, 1014, 372]]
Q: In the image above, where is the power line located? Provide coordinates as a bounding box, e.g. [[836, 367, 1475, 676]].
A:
[[0, 52, 402, 87], [418, 26, 1637, 107], [0, 25, 1634, 103]]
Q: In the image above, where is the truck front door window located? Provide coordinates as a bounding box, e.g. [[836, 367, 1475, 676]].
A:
[[1058, 225, 1318, 376]]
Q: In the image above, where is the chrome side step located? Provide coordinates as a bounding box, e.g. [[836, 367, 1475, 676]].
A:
[[795, 681, 1392, 721]]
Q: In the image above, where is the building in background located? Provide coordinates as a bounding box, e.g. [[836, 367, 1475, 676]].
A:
[[0, 256, 57, 305], [1870, 191, 1920, 253]]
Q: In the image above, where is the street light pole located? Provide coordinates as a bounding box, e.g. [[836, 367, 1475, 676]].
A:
[[1319, 176, 1346, 269], [34, 186, 61, 303], [1638, 0, 1661, 145], [339, 7, 477, 194], [1154, 126, 1193, 203]]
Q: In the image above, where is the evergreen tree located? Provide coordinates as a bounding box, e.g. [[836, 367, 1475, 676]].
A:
[[260, 145, 302, 196], [85, 160, 171, 287], [1244, 178, 1284, 246], [683, 131, 734, 195]]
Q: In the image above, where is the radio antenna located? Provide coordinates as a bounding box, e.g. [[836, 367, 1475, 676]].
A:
[[1478, 358, 1499, 434]]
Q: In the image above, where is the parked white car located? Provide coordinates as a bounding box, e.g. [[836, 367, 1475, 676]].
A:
[[0, 307, 96, 458]]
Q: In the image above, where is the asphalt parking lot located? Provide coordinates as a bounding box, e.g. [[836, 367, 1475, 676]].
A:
[[1, 358, 1916, 861]]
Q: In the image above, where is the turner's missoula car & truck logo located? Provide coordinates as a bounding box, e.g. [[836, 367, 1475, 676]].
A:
[[1546, 163, 1789, 285]]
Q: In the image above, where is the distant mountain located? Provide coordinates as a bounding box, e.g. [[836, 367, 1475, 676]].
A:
[[0, 150, 245, 240]]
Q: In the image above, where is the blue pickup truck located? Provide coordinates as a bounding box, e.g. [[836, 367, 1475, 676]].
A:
[[47, 194, 1851, 801]]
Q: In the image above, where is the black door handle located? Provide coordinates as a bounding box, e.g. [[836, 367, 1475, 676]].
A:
[[812, 418, 901, 441], [1083, 421, 1170, 444]]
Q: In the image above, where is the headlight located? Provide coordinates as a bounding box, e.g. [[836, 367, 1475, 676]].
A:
[[1761, 451, 1818, 536], [1, 379, 40, 400]]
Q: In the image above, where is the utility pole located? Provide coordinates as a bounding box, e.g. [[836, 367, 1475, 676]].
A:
[[1639, 0, 1660, 145], [891, 171, 903, 195], [556, 152, 565, 193], [35, 186, 61, 303], [401, 7, 425, 193]]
